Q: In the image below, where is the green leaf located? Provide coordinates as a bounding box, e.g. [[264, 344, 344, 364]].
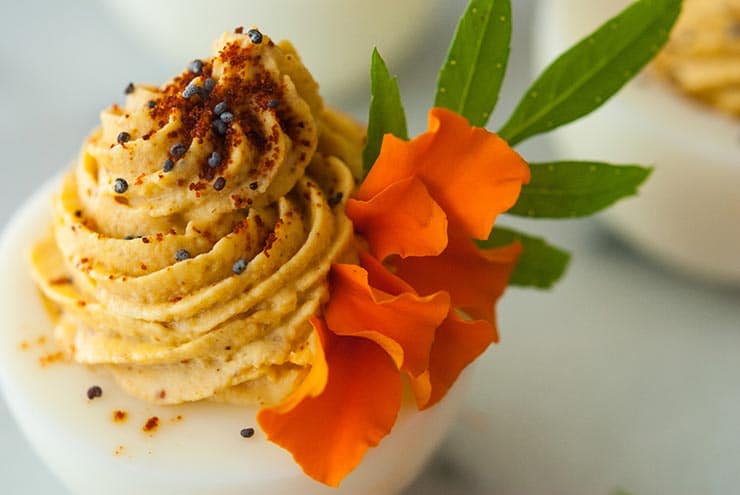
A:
[[508, 161, 652, 218], [435, 0, 512, 127], [498, 0, 682, 145], [362, 48, 408, 175], [478, 227, 571, 289]]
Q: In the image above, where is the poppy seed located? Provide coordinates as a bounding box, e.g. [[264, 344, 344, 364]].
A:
[[212, 119, 228, 135], [233, 258, 248, 275], [170, 143, 187, 158], [114, 178, 129, 194], [189, 59, 204, 75], [247, 29, 263, 44], [213, 101, 228, 115], [175, 249, 191, 262], [117, 132, 131, 144], [87, 386, 103, 400], [208, 151, 222, 168]]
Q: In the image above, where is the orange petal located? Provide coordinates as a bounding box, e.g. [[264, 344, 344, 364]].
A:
[[393, 233, 521, 324], [411, 311, 496, 410], [258, 318, 403, 487], [346, 176, 448, 260], [325, 259, 450, 377], [358, 107, 530, 240]]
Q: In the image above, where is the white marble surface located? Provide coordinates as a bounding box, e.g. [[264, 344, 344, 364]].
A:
[[1, 1, 739, 494]]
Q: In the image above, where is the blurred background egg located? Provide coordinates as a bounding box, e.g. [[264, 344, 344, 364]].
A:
[[534, 0, 740, 284], [99, 0, 448, 100]]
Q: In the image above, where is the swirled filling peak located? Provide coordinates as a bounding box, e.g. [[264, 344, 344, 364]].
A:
[[30, 30, 365, 405]]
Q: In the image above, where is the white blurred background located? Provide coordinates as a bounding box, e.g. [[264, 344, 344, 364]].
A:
[[1, 1, 739, 494]]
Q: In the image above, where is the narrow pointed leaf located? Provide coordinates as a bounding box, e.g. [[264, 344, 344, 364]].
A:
[[498, 0, 682, 145], [435, 0, 512, 127], [478, 227, 570, 289], [362, 48, 408, 175], [508, 161, 652, 218]]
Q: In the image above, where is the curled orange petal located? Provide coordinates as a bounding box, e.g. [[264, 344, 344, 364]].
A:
[[358, 107, 530, 240], [258, 318, 403, 487], [346, 176, 448, 260], [393, 233, 521, 325], [325, 257, 450, 377], [411, 311, 496, 410]]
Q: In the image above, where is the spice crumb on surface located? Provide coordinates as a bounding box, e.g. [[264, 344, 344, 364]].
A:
[[143, 416, 160, 433], [113, 410, 128, 423], [240, 427, 256, 438], [114, 445, 125, 456], [39, 351, 65, 367], [20, 335, 50, 351]]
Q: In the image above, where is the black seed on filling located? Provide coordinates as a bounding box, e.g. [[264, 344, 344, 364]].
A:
[[182, 82, 201, 99], [213, 177, 227, 191], [213, 101, 228, 115], [207, 151, 222, 168], [240, 428, 255, 438], [113, 178, 129, 194], [188, 59, 204, 75], [232, 258, 248, 275], [163, 159, 175, 173], [328, 191, 344, 207], [175, 249, 191, 262], [117, 131, 131, 144], [170, 143, 187, 158], [212, 119, 228, 135], [247, 29, 263, 44]]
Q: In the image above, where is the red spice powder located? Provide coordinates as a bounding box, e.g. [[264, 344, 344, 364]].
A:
[[143, 416, 160, 433], [113, 410, 128, 423], [39, 352, 65, 367]]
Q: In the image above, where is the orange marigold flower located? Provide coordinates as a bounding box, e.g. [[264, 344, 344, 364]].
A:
[[259, 108, 529, 486], [410, 310, 497, 410], [325, 254, 450, 377], [394, 232, 522, 325], [348, 107, 530, 260], [258, 318, 402, 487]]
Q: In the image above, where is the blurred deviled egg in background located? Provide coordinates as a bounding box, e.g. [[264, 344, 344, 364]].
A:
[[534, 0, 740, 284], [100, 0, 447, 100]]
